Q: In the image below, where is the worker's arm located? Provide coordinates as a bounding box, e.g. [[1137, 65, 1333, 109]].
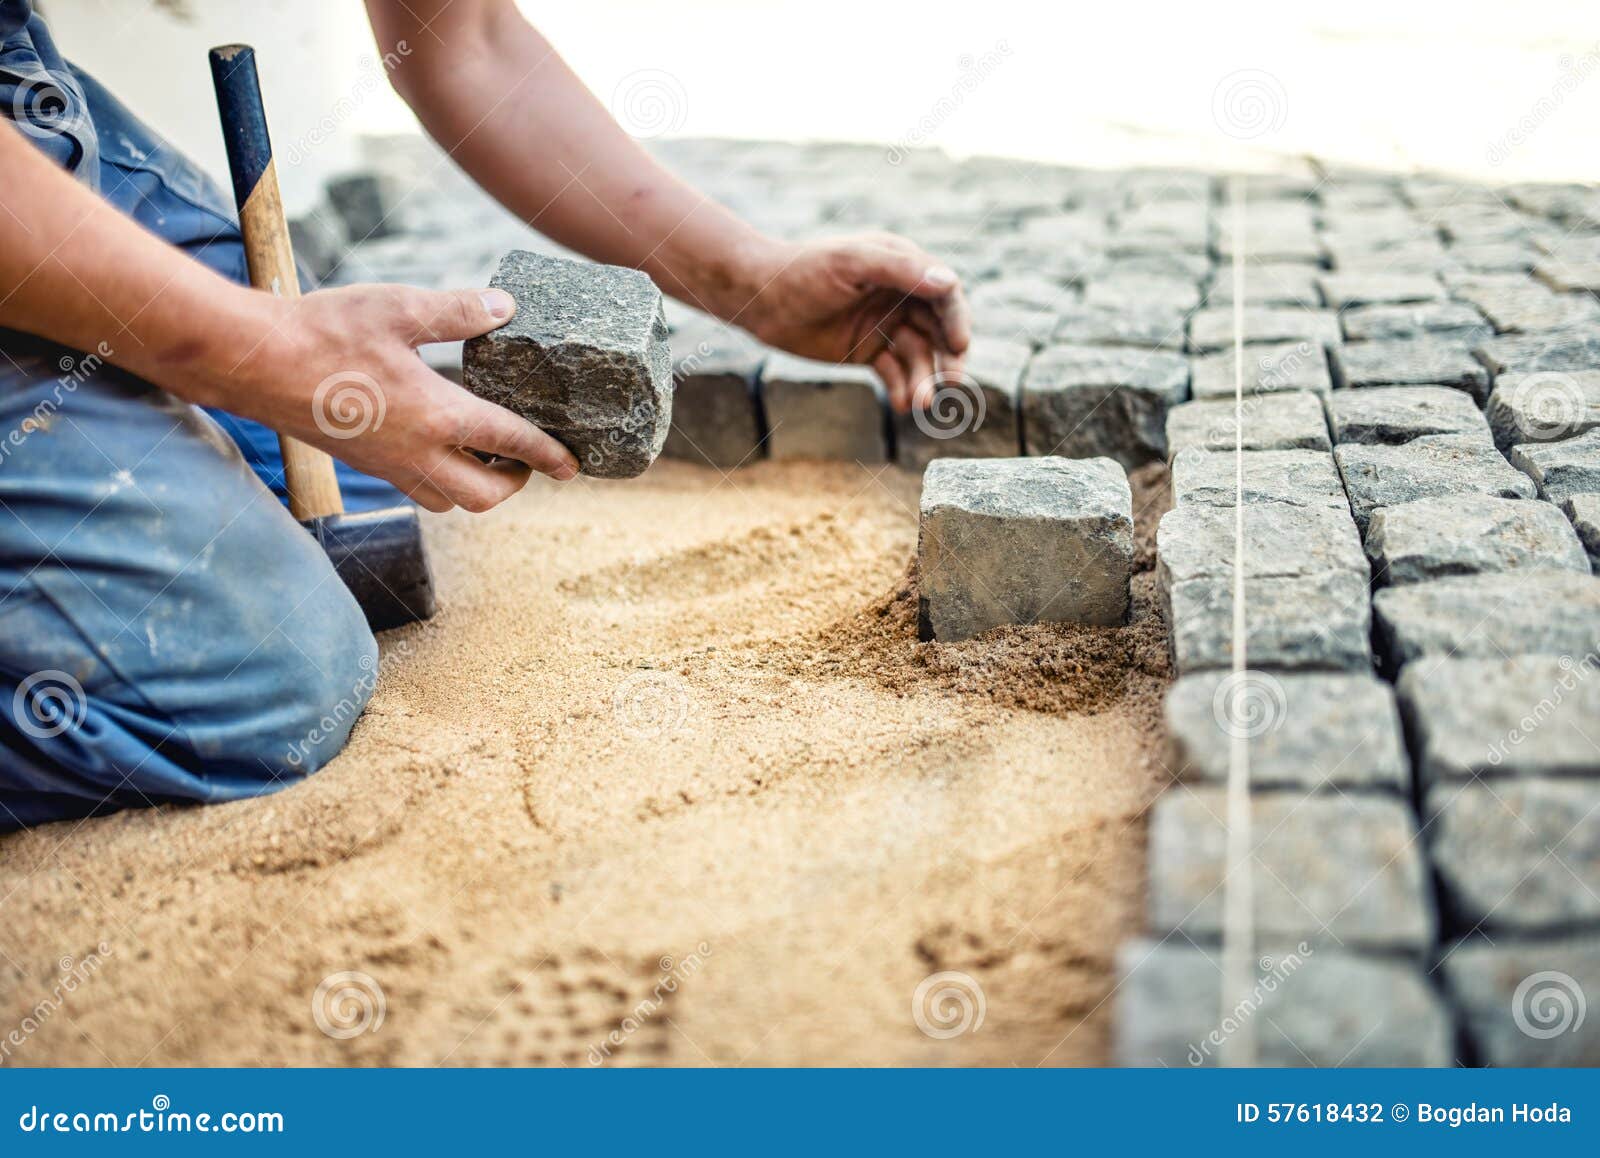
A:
[[0, 123, 576, 512], [364, 0, 970, 413]]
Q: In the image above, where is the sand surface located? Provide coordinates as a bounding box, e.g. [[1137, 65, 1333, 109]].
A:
[[0, 459, 1172, 1066]]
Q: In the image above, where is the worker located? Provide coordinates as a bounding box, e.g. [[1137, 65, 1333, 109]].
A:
[[0, 0, 969, 830]]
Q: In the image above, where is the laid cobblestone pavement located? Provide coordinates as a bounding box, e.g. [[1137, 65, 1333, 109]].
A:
[[307, 134, 1600, 1067]]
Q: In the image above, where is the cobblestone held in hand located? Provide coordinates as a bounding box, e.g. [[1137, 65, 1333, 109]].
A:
[[1427, 780, 1600, 932], [917, 456, 1132, 642], [1164, 670, 1408, 792], [1339, 300, 1492, 344], [1165, 392, 1331, 458], [1366, 494, 1589, 586], [462, 249, 673, 479], [1398, 655, 1600, 787], [1170, 448, 1347, 511], [1329, 339, 1492, 402], [661, 315, 767, 470], [1328, 385, 1491, 446], [1336, 433, 1536, 531], [759, 352, 887, 463], [1477, 328, 1600, 377], [1508, 428, 1600, 505], [1190, 342, 1333, 400], [1205, 263, 1322, 309], [1443, 936, 1600, 1066], [1373, 571, 1600, 669], [893, 337, 1029, 472], [1486, 370, 1600, 450], [1317, 273, 1444, 310], [1115, 940, 1452, 1067], [1147, 789, 1435, 952], [1565, 494, 1600, 572], [1188, 308, 1341, 355], [1020, 344, 1189, 467]]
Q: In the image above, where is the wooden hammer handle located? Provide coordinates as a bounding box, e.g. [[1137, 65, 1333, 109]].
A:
[[209, 44, 344, 522]]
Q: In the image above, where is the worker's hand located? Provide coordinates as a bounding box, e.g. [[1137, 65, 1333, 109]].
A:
[[740, 233, 971, 414], [229, 284, 579, 513]]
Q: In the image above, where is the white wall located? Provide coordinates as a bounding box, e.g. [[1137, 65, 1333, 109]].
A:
[[36, 0, 1600, 206]]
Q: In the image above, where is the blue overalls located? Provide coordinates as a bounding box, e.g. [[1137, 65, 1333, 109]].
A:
[[0, 1, 396, 830]]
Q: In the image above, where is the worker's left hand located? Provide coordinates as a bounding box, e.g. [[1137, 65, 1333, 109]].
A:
[[740, 234, 971, 414]]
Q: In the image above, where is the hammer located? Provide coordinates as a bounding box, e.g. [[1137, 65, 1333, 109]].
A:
[[208, 44, 436, 632]]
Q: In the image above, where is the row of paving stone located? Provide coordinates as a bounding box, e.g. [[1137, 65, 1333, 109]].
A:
[[298, 137, 1600, 1065]]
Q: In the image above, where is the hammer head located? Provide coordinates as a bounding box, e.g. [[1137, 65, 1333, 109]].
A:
[[307, 508, 437, 632]]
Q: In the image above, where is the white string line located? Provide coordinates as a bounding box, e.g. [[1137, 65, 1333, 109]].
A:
[[1218, 175, 1256, 1068]]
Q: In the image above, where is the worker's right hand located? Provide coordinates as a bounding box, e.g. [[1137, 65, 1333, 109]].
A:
[[222, 283, 579, 513]]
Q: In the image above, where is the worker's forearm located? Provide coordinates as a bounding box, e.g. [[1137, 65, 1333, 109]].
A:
[[378, 2, 782, 323], [0, 125, 285, 404]]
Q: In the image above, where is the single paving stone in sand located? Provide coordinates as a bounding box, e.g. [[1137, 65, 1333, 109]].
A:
[[1476, 327, 1600, 377], [1188, 307, 1341, 354], [917, 456, 1132, 642], [1165, 670, 1408, 792], [1373, 571, 1600, 669], [1366, 494, 1588, 586], [1190, 342, 1333, 399], [1486, 370, 1600, 449], [1335, 433, 1535, 531], [1398, 656, 1600, 786], [463, 250, 673, 478], [1443, 936, 1600, 1066], [1329, 338, 1492, 402], [1206, 263, 1323, 309], [760, 353, 887, 463], [1426, 780, 1600, 933], [1115, 940, 1452, 1067], [1328, 385, 1491, 446], [1318, 272, 1444, 309], [1508, 428, 1600, 504], [1565, 494, 1600, 571], [1170, 448, 1347, 510], [1147, 789, 1435, 952], [1339, 300, 1491, 344], [661, 315, 766, 470], [1164, 391, 1330, 458], [1020, 344, 1189, 467], [893, 337, 1029, 472]]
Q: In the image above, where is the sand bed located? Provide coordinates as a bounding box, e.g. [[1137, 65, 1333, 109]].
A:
[[0, 460, 1172, 1066]]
